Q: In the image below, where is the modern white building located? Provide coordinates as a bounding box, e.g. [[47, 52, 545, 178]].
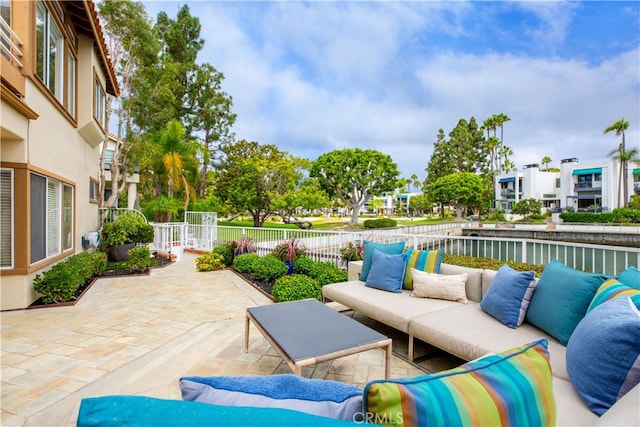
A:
[[495, 157, 637, 212]]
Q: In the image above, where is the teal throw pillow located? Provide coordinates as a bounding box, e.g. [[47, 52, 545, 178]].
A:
[[364, 250, 407, 293], [525, 260, 607, 345], [359, 240, 405, 281], [618, 266, 640, 289], [480, 265, 536, 328], [566, 297, 640, 415]]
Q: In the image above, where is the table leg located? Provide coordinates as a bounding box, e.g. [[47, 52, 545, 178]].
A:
[[385, 341, 392, 379], [244, 312, 250, 353]]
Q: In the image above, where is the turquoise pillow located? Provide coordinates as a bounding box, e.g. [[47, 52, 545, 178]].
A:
[[618, 266, 640, 289], [364, 339, 556, 426], [525, 260, 607, 345], [402, 248, 444, 290], [566, 297, 640, 415], [364, 250, 407, 293], [359, 240, 405, 281], [480, 265, 536, 328], [77, 395, 359, 426]]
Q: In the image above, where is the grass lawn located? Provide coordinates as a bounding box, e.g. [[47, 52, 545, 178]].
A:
[[218, 216, 454, 231]]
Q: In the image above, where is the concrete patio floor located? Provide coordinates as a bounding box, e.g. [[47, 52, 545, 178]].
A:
[[1, 253, 455, 426]]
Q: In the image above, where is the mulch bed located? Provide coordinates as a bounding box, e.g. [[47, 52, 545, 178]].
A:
[[231, 270, 276, 302], [27, 255, 174, 309]]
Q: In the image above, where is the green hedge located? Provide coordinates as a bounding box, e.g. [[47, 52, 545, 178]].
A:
[[364, 218, 397, 229], [33, 251, 107, 304], [252, 255, 288, 283], [232, 253, 260, 273], [443, 254, 544, 277], [559, 208, 640, 224], [272, 275, 321, 302]]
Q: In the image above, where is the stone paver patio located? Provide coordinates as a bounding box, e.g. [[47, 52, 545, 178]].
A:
[[1, 253, 439, 426]]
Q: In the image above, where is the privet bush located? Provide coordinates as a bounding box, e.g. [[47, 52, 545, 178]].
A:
[[127, 246, 152, 273], [443, 254, 544, 277], [252, 255, 288, 283], [195, 251, 226, 272], [272, 275, 321, 302], [233, 253, 260, 273], [308, 261, 348, 286], [292, 256, 315, 275], [364, 218, 397, 229], [212, 243, 235, 267], [559, 209, 640, 224], [33, 251, 107, 304]]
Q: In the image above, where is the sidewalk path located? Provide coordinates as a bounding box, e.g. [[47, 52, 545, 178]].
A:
[[1, 253, 424, 426]]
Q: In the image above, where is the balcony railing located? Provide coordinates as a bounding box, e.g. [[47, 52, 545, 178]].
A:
[[0, 16, 24, 68]]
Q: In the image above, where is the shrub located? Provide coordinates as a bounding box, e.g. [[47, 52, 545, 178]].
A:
[[339, 241, 363, 262], [212, 243, 235, 267], [195, 251, 226, 272], [232, 253, 260, 274], [234, 237, 256, 256], [484, 209, 506, 222], [272, 274, 321, 302], [611, 208, 640, 224], [308, 261, 348, 286], [271, 238, 306, 262], [511, 198, 542, 217], [127, 246, 152, 273], [33, 252, 107, 304], [443, 254, 544, 277], [101, 212, 154, 246], [252, 255, 288, 283], [364, 218, 397, 229], [292, 256, 315, 275]]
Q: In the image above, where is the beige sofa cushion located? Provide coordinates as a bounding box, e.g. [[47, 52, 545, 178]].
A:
[[439, 264, 484, 302], [411, 269, 468, 303], [322, 281, 461, 333], [409, 304, 569, 380], [554, 377, 599, 426]]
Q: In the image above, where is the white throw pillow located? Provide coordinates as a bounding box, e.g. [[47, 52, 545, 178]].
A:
[[411, 269, 468, 303]]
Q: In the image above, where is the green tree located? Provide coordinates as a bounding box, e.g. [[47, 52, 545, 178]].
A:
[[97, 0, 159, 212], [215, 140, 298, 227], [604, 119, 630, 208], [541, 156, 552, 171], [310, 149, 400, 225], [408, 194, 431, 217], [410, 173, 421, 193], [511, 198, 542, 217], [428, 172, 486, 221], [271, 170, 330, 229], [425, 118, 488, 216], [369, 199, 384, 216]]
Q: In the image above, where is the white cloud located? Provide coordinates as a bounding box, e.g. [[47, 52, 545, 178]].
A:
[[141, 1, 640, 180]]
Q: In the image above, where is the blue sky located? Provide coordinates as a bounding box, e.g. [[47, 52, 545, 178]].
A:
[[141, 1, 640, 180]]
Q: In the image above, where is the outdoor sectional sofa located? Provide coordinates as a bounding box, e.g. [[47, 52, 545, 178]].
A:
[[322, 253, 640, 426]]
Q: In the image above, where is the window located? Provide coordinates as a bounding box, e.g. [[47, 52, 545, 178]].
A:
[[67, 49, 76, 117], [594, 173, 602, 182], [94, 77, 106, 128], [89, 178, 98, 203], [556, 178, 561, 188], [0, 169, 13, 268], [30, 173, 73, 264], [35, 0, 64, 103]]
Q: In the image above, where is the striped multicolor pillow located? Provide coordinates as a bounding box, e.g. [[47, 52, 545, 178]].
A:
[[364, 339, 556, 427], [402, 248, 444, 290], [587, 278, 640, 313]]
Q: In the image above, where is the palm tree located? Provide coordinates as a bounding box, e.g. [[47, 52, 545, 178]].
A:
[[159, 120, 197, 211], [604, 119, 630, 207], [494, 113, 511, 146], [410, 173, 421, 193], [541, 156, 552, 171]]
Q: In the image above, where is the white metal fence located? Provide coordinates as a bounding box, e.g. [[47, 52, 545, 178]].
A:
[[147, 216, 638, 276]]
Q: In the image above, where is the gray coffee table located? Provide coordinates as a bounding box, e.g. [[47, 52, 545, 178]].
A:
[[245, 299, 392, 378]]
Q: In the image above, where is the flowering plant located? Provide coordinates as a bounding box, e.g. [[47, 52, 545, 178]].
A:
[[339, 241, 363, 262]]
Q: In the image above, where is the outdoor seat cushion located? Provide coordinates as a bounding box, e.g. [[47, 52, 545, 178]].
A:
[[408, 303, 569, 380], [322, 281, 460, 333]]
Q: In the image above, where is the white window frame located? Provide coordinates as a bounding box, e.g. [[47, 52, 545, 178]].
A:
[[67, 49, 76, 118], [0, 168, 14, 269]]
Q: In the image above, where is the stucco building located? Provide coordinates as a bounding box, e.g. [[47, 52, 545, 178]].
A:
[[1, 0, 119, 310]]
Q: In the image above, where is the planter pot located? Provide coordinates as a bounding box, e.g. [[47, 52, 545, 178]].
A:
[[285, 260, 294, 275], [108, 243, 136, 262]]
